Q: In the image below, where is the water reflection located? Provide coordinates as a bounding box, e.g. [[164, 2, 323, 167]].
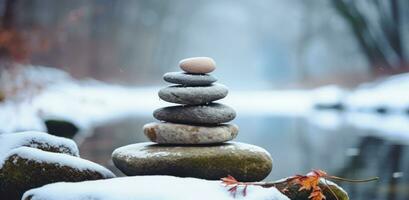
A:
[[77, 111, 409, 200], [337, 137, 409, 200]]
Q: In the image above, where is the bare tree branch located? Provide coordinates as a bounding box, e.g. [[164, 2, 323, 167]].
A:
[[331, 0, 409, 73]]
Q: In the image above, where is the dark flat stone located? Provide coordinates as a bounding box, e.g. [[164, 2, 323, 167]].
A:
[[158, 84, 228, 105], [163, 72, 217, 86], [153, 103, 236, 125]]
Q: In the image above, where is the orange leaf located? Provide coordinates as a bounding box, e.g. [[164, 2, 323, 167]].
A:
[[287, 170, 327, 200], [298, 176, 320, 191], [309, 188, 326, 200]]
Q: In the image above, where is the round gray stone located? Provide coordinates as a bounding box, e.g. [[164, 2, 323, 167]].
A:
[[158, 83, 228, 105], [153, 103, 236, 125], [163, 72, 217, 86], [143, 122, 239, 144], [112, 142, 273, 182]]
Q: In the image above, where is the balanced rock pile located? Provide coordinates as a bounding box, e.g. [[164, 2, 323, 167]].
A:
[[112, 57, 273, 182]]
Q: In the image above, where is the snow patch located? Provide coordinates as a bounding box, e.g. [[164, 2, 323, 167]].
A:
[[311, 85, 347, 106], [2, 66, 409, 143], [0, 101, 46, 134], [0, 131, 79, 167], [345, 73, 409, 112], [23, 176, 289, 200]]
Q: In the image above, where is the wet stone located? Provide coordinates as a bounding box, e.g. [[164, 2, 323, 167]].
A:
[[112, 142, 272, 182], [158, 83, 228, 105], [143, 122, 238, 144], [153, 103, 236, 125], [163, 72, 217, 86]]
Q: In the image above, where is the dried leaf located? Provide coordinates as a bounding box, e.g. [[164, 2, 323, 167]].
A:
[[309, 188, 326, 200], [221, 169, 375, 199]]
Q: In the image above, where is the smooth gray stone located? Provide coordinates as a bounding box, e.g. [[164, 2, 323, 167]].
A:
[[143, 122, 239, 144], [163, 72, 217, 86], [153, 103, 236, 125], [112, 142, 273, 182], [158, 83, 228, 105]]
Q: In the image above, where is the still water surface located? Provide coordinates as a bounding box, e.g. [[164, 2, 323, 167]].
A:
[[78, 112, 409, 200]]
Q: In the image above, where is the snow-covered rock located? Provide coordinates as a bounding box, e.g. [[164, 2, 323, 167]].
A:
[[2, 146, 115, 178], [0, 131, 79, 167], [0, 131, 115, 200], [0, 147, 115, 200], [23, 176, 289, 200]]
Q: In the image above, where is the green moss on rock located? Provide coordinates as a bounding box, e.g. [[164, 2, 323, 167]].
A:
[[0, 131, 79, 157], [0, 150, 114, 200], [23, 140, 78, 157]]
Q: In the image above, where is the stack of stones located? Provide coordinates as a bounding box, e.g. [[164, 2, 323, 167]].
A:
[[112, 57, 273, 182]]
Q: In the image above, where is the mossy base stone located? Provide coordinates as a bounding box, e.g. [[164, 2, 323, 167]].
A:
[[112, 142, 272, 182]]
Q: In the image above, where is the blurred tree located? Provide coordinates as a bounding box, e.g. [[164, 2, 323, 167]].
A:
[[332, 0, 408, 74], [0, 0, 27, 65]]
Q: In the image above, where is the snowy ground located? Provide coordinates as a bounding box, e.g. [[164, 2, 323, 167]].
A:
[[1, 66, 408, 139], [23, 175, 289, 200]]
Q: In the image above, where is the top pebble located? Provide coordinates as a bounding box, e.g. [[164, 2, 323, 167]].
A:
[[179, 57, 216, 74]]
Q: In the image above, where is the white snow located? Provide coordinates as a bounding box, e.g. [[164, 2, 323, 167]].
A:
[[0, 131, 79, 167], [345, 73, 409, 113], [4, 146, 114, 178], [308, 111, 409, 144], [34, 82, 163, 130], [1, 66, 409, 143], [345, 112, 409, 144], [0, 101, 46, 134], [23, 175, 289, 200], [311, 85, 347, 106]]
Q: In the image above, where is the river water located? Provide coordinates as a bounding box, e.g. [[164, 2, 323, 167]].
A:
[[78, 111, 409, 200]]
